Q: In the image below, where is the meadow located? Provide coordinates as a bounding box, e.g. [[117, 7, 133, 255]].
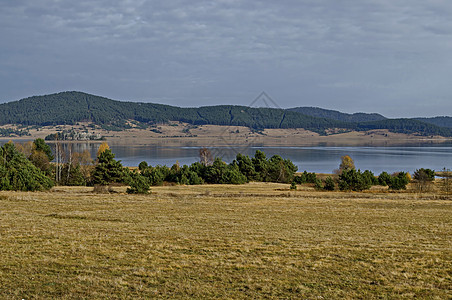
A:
[[1, 183, 451, 299]]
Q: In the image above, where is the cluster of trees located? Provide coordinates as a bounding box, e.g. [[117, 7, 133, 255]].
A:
[[336, 169, 411, 191], [45, 130, 104, 141], [292, 155, 431, 192], [415, 117, 452, 129], [1, 91, 451, 137], [288, 107, 386, 122], [0, 141, 54, 191], [1, 140, 446, 195], [0, 128, 30, 137], [0, 141, 300, 194], [131, 150, 298, 193], [355, 119, 452, 137]]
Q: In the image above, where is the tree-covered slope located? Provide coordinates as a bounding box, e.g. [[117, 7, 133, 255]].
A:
[[288, 107, 387, 122], [356, 118, 452, 136], [0, 91, 451, 136], [414, 117, 452, 128], [0, 92, 348, 133]]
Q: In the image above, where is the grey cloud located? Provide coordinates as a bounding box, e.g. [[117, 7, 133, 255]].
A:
[[0, 0, 451, 117]]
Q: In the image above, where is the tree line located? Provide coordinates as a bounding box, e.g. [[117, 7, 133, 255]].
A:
[[0, 140, 448, 194]]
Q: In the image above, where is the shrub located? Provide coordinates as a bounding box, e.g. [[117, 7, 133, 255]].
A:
[[293, 174, 306, 184], [314, 179, 323, 190], [338, 169, 372, 191], [60, 164, 86, 186], [413, 168, 435, 182], [323, 176, 335, 191], [146, 166, 170, 186], [127, 172, 150, 194], [388, 172, 410, 190], [378, 171, 392, 186], [0, 143, 54, 191], [221, 165, 248, 184], [305, 171, 317, 184], [362, 170, 378, 185], [138, 161, 148, 171]]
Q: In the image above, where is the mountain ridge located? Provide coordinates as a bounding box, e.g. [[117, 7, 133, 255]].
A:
[[0, 91, 451, 137], [287, 107, 387, 123]]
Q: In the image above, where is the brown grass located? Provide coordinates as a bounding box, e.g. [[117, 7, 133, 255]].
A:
[[2, 122, 450, 147], [0, 183, 451, 299]]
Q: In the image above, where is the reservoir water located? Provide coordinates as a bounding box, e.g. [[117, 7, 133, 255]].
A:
[[51, 141, 452, 174]]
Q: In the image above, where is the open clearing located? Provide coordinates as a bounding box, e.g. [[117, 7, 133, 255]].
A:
[[1, 184, 451, 299]]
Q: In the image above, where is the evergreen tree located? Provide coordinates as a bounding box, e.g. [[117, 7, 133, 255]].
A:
[[0, 142, 54, 191], [324, 176, 335, 191], [222, 163, 248, 184], [127, 171, 150, 194], [267, 155, 298, 183], [388, 172, 410, 190], [60, 164, 86, 186], [378, 171, 392, 186], [252, 150, 269, 181], [234, 153, 256, 180], [338, 169, 371, 191], [33, 138, 54, 161], [92, 149, 127, 186]]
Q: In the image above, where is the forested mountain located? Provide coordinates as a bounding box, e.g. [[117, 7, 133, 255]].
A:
[[355, 118, 452, 137], [0, 91, 451, 137], [414, 117, 452, 128], [0, 92, 348, 133], [288, 107, 387, 122]]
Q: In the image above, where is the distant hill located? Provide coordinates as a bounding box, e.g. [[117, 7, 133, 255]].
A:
[[0, 91, 346, 133], [288, 107, 387, 122], [414, 117, 452, 128], [0, 91, 451, 137]]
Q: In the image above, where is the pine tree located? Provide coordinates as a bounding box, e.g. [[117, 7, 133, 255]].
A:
[[92, 149, 127, 186]]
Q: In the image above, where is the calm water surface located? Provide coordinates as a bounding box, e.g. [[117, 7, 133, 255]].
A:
[[60, 141, 452, 174], [4, 140, 451, 174]]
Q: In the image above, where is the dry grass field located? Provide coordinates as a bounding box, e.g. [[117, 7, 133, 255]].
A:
[[1, 183, 451, 299], [3, 122, 449, 147]]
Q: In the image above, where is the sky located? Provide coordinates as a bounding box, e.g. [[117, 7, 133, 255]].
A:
[[1, 0, 451, 118]]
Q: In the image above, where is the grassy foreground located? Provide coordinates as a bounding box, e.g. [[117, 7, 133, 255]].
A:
[[1, 184, 451, 299]]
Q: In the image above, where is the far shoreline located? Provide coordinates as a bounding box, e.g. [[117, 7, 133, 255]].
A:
[[0, 123, 451, 147]]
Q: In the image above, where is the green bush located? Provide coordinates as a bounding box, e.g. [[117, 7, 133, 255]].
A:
[[338, 169, 372, 191], [221, 164, 248, 184], [413, 168, 435, 181], [314, 178, 323, 190], [127, 172, 150, 194], [60, 164, 86, 186], [388, 172, 410, 190], [91, 149, 128, 186], [323, 176, 335, 191], [0, 143, 54, 191], [378, 171, 392, 186]]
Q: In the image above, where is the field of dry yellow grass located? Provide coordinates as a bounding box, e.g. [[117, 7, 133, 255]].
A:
[[1, 183, 451, 298], [3, 122, 450, 147]]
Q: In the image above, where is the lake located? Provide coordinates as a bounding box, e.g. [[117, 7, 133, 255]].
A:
[[51, 141, 452, 174]]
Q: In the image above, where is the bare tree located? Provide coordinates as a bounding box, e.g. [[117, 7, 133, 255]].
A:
[[199, 147, 213, 166], [440, 168, 451, 195]]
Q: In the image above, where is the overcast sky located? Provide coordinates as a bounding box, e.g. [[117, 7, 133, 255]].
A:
[[1, 1, 451, 117]]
